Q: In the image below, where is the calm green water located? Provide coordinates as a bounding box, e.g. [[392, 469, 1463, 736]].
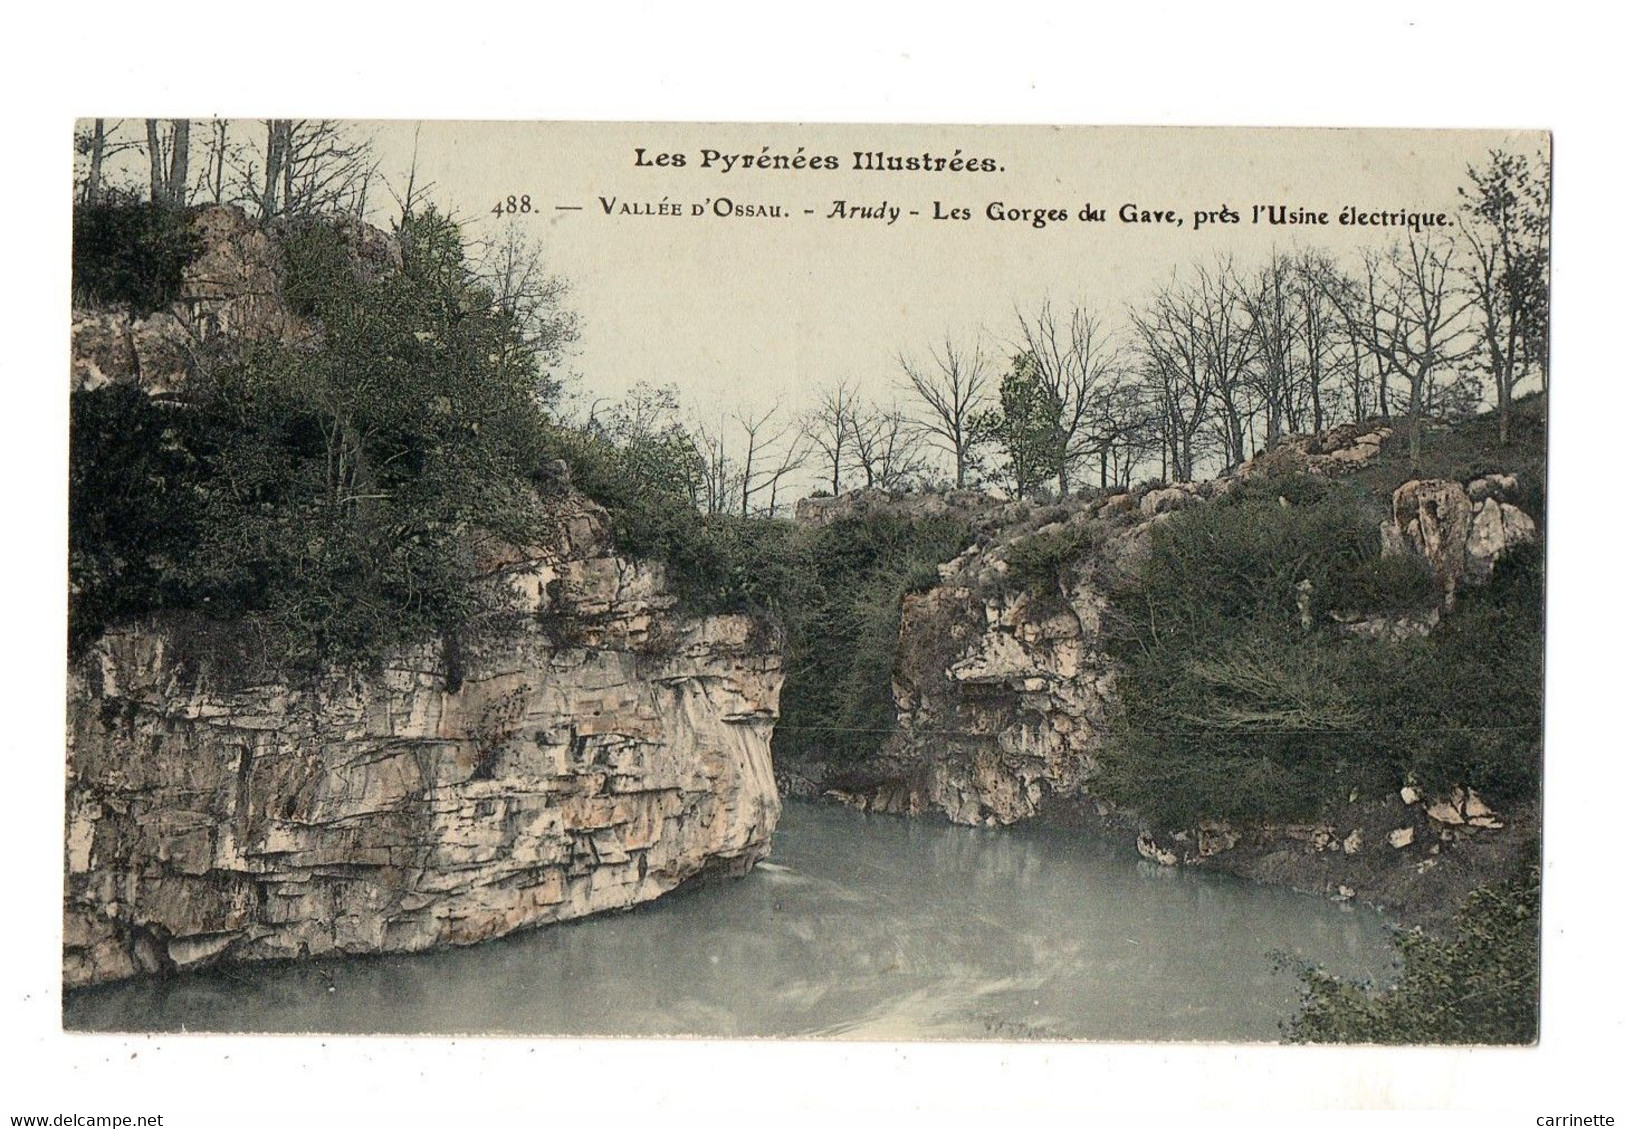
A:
[[64, 800, 1393, 1041]]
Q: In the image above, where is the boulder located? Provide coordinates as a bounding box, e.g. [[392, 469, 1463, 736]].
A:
[[1467, 473, 1519, 503], [1466, 497, 1538, 582], [1389, 478, 1537, 604], [1391, 479, 1475, 606]]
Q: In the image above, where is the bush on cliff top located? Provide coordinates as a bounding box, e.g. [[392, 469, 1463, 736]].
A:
[[71, 195, 816, 678], [1001, 522, 1103, 597], [70, 207, 561, 674], [72, 193, 202, 315], [535, 422, 807, 618]]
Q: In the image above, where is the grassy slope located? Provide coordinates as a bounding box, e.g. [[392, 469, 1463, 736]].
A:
[[1341, 393, 1547, 516]]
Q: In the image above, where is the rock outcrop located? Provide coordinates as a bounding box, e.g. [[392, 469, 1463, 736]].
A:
[[795, 488, 1005, 531], [876, 539, 1124, 826], [1385, 474, 1537, 606], [71, 204, 396, 396], [64, 490, 782, 990], [1235, 423, 1395, 479]]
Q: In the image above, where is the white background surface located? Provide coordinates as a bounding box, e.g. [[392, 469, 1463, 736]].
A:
[[3, 4, 1619, 1122]]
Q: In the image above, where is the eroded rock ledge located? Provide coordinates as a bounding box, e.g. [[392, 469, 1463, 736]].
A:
[[64, 495, 782, 989]]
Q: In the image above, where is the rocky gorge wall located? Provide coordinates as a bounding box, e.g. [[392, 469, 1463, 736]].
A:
[[65, 493, 783, 989], [66, 205, 782, 988], [783, 424, 1541, 919]]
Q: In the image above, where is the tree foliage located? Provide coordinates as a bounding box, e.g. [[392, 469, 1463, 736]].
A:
[[71, 205, 565, 674], [989, 353, 1065, 499], [1458, 149, 1552, 444], [774, 514, 971, 764], [1284, 865, 1540, 1044]]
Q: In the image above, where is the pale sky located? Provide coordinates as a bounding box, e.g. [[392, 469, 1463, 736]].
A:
[[356, 121, 1545, 425]]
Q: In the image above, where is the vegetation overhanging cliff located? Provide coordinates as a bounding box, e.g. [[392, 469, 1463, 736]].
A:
[[771, 406, 1545, 1044], [67, 200, 786, 988]]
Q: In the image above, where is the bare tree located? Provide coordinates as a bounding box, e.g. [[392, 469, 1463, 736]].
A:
[[1293, 251, 1351, 433], [850, 398, 928, 490], [1131, 284, 1213, 482], [386, 122, 438, 226], [732, 404, 807, 517], [76, 119, 141, 204], [257, 120, 290, 219], [143, 119, 191, 206], [805, 378, 860, 495], [693, 417, 737, 517], [247, 120, 377, 220], [1241, 254, 1303, 445], [1318, 232, 1475, 467], [81, 119, 109, 203], [762, 431, 811, 516], [1351, 254, 1396, 419], [169, 120, 190, 205], [1090, 372, 1160, 489], [1188, 259, 1257, 469], [1458, 149, 1552, 444], [898, 334, 996, 488], [195, 119, 241, 205]]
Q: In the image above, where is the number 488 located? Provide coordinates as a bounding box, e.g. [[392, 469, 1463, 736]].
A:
[[492, 195, 532, 216]]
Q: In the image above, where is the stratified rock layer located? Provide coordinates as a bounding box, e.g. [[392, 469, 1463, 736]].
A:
[[64, 495, 782, 989]]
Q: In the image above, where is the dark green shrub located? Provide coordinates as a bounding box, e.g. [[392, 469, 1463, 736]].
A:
[[1003, 522, 1100, 594], [1226, 470, 1339, 509], [278, 220, 356, 319], [774, 513, 971, 764], [1095, 628, 1398, 826], [72, 194, 202, 314], [902, 558, 945, 594], [68, 385, 209, 651], [1320, 553, 1441, 619], [1379, 542, 1545, 802], [529, 424, 804, 618], [1096, 473, 1543, 827], [1284, 864, 1540, 1044], [69, 206, 559, 678], [1114, 487, 1380, 648]]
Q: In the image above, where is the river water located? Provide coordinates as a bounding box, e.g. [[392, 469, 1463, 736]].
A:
[[64, 801, 1394, 1041]]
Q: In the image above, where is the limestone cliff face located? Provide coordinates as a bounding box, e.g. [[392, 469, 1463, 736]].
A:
[[64, 493, 782, 989], [790, 473, 1239, 825], [792, 422, 1539, 914]]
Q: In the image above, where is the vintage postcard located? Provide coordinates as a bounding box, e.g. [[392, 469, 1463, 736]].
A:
[[63, 120, 1548, 1044]]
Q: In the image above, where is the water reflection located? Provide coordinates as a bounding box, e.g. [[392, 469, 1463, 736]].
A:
[[64, 801, 1394, 1041]]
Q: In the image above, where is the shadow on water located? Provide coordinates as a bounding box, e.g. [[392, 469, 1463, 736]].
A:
[[64, 800, 1394, 1041]]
